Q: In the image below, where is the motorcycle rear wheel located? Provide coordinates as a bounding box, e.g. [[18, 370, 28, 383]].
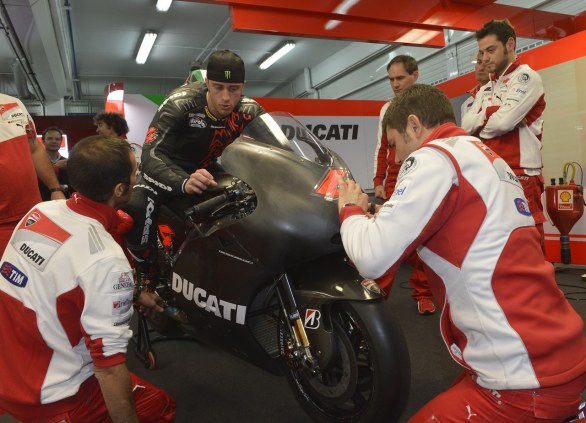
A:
[[279, 301, 410, 423]]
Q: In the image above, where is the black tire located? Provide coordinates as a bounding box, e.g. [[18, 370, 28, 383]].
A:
[[279, 301, 410, 423]]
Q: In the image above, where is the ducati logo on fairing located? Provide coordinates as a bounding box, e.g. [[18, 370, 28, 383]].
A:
[[304, 309, 321, 329], [172, 272, 246, 325]]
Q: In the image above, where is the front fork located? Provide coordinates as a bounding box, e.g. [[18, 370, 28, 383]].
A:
[[276, 273, 320, 374]]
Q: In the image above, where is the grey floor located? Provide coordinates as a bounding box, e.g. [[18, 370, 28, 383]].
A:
[[1, 264, 585, 422]]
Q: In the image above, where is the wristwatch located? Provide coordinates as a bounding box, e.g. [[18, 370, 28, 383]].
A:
[[50, 187, 64, 193]]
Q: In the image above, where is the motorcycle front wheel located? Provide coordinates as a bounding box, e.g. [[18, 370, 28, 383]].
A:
[[279, 301, 410, 423]]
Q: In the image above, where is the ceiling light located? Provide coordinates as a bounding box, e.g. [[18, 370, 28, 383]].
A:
[[325, 20, 341, 31], [325, 0, 359, 30], [259, 42, 296, 70], [156, 0, 172, 12], [136, 32, 157, 64]]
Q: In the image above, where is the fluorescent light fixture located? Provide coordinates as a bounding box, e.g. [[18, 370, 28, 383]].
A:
[[325, 0, 359, 30], [136, 32, 157, 64], [259, 42, 295, 70], [333, 0, 359, 14], [156, 0, 172, 12], [325, 20, 341, 31]]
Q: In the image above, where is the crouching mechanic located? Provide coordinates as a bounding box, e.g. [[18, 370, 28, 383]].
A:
[[122, 49, 265, 282], [337, 84, 586, 421], [0, 136, 175, 422]]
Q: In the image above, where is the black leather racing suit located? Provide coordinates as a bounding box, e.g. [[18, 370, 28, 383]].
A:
[[123, 81, 265, 261]]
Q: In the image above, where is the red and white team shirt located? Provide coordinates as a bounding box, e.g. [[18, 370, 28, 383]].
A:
[[341, 123, 586, 390], [459, 84, 482, 123], [0, 195, 133, 410], [461, 60, 545, 175], [373, 101, 399, 197], [0, 94, 42, 223]]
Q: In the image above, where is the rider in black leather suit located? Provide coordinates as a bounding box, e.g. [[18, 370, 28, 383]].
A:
[[123, 50, 265, 279]]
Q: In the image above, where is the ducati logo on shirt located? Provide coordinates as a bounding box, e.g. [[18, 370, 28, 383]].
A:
[[13, 209, 71, 271], [1, 261, 28, 287], [25, 211, 41, 227], [0, 103, 23, 123]]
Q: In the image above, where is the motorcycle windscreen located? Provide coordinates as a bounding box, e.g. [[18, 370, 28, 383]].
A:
[[238, 112, 333, 166], [236, 112, 353, 201]]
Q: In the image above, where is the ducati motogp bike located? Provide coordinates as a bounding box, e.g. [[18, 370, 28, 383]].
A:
[[135, 112, 411, 422]]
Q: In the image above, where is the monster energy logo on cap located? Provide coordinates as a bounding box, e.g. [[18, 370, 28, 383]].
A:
[[206, 50, 245, 83]]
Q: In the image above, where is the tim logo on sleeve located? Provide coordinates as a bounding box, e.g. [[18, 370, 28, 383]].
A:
[[514, 198, 532, 216], [1, 261, 28, 288]]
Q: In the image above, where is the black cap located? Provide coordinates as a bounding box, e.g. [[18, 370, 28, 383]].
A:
[[206, 50, 245, 83]]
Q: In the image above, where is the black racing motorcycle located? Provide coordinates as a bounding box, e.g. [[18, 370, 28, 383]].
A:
[[135, 112, 410, 422]]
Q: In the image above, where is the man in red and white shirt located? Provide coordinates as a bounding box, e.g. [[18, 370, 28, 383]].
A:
[[0, 136, 175, 422], [460, 53, 489, 123], [0, 93, 65, 254], [373, 55, 435, 315], [462, 20, 546, 250], [338, 84, 585, 421]]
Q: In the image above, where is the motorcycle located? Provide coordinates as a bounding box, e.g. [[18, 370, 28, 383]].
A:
[[135, 112, 411, 422]]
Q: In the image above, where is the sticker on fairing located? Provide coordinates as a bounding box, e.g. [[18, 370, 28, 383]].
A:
[[304, 309, 321, 329], [361, 279, 381, 294]]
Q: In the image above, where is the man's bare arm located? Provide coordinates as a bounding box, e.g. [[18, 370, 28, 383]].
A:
[[94, 363, 140, 423]]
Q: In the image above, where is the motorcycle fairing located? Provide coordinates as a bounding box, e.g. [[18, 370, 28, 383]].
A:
[[286, 252, 384, 370], [220, 139, 343, 273]]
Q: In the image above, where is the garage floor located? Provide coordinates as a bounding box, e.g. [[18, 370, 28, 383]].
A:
[[1, 264, 584, 422]]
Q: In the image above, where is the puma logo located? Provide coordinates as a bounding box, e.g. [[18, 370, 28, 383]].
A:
[[466, 404, 477, 420]]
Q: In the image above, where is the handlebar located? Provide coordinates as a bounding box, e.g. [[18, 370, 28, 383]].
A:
[[184, 192, 229, 218], [184, 178, 255, 220]]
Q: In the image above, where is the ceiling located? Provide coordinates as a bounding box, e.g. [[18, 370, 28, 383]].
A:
[[0, 0, 584, 105], [0, 0, 356, 101]]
